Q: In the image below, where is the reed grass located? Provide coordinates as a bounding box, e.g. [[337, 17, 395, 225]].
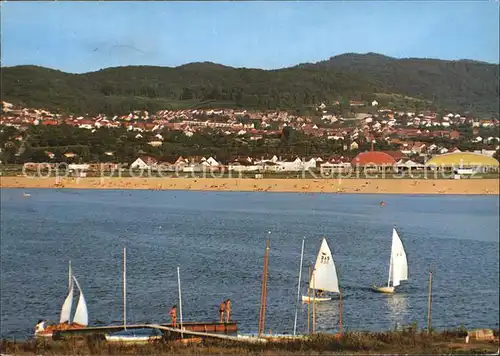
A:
[[1, 327, 498, 355]]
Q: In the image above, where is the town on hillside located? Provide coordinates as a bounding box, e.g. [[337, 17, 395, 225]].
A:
[[1, 100, 499, 174]]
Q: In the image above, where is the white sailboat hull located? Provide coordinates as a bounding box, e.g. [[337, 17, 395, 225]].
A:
[[372, 285, 395, 294], [301, 295, 332, 303], [105, 334, 162, 343]]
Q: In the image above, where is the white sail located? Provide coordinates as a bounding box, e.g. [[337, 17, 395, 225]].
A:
[[59, 280, 74, 324], [72, 276, 88, 326], [309, 238, 340, 293], [390, 228, 408, 287]]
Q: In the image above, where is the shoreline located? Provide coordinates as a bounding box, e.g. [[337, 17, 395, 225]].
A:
[[1, 329, 499, 355], [1, 177, 499, 195]]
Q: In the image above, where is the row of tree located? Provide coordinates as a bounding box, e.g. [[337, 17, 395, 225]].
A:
[[1, 124, 497, 165]]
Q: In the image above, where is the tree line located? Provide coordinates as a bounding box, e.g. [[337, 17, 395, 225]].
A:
[[2, 53, 498, 117], [1, 124, 497, 165]]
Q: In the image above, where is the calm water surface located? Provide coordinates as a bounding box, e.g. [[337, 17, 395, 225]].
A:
[[1, 189, 498, 339]]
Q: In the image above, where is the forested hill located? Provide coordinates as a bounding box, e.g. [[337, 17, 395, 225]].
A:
[[1, 53, 498, 116]]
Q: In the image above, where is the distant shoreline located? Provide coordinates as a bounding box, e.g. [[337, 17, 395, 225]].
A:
[[1, 177, 498, 195]]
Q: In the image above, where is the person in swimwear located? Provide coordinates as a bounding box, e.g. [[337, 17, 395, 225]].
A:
[[219, 300, 226, 322], [168, 305, 177, 327], [225, 299, 231, 323]]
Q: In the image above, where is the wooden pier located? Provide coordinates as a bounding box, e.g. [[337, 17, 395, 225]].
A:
[[53, 321, 238, 340]]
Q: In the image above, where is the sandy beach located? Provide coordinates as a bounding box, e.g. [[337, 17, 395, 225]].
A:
[[1, 176, 498, 195]]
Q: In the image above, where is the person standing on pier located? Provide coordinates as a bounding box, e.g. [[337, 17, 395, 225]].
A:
[[225, 299, 231, 323], [219, 300, 226, 322], [168, 305, 177, 328]]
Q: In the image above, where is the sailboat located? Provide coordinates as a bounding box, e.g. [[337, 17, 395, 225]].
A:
[[301, 237, 340, 303], [105, 247, 163, 343], [35, 262, 89, 337], [372, 228, 408, 294]]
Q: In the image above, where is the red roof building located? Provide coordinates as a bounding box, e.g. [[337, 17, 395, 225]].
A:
[[351, 151, 397, 166]]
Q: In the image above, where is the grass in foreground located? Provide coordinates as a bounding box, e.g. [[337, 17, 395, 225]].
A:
[[1, 328, 499, 355]]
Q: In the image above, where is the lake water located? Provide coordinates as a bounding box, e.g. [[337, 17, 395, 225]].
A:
[[1, 188, 498, 340]]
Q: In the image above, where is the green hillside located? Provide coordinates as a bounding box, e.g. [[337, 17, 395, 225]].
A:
[[1, 53, 498, 116]]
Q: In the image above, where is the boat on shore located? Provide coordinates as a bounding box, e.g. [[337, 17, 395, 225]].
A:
[[373, 228, 408, 294], [35, 263, 89, 338], [105, 328, 163, 343]]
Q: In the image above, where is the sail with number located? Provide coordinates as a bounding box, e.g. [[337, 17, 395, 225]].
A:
[[389, 228, 408, 287], [309, 238, 340, 293], [72, 276, 89, 326]]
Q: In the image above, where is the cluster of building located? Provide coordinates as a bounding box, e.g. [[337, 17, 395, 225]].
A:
[[123, 150, 499, 174], [2, 100, 499, 169], [22, 151, 499, 177]]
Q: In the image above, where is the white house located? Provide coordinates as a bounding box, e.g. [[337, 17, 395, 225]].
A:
[[148, 140, 163, 147], [320, 162, 351, 174], [68, 164, 90, 171], [277, 157, 303, 171], [303, 158, 317, 170], [201, 157, 220, 167], [130, 156, 158, 169], [371, 100, 379, 106]]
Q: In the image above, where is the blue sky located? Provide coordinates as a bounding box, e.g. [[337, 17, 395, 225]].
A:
[[2, 1, 499, 73]]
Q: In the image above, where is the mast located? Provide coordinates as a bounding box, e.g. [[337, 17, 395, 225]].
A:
[[293, 238, 305, 336], [258, 237, 270, 337], [339, 288, 343, 335], [177, 266, 184, 338], [426, 267, 433, 333], [387, 236, 393, 287], [123, 247, 127, 329], [68, 260, 72, 289], [307, 265, 311, 334], [312, 266, 316, 335]]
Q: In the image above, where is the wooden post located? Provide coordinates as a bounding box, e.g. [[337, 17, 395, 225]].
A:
[[427, 269, 433, 333], [307, 265, 311, 334], [177, 266, 184, 338], [339, 288, 343, 335], [258, 238, 270, 337], [293, 238, 305, 337], [123, 247, 127, 330]]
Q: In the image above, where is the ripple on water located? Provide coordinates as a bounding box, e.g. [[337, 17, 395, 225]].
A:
[[1, 189, 498, 339]]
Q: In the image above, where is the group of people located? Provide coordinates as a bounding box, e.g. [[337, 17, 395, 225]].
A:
[[219, 299, 231, 323], [167, 299, 232, 328]]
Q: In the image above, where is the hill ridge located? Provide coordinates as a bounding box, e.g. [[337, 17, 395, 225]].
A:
[[1, 53, 498, 116]]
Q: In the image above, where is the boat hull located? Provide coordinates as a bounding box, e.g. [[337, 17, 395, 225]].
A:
[[35, 323, 86, 338], [105, 335, 162, 343], [301, 295, 332, 303], [372, 286, 395, 294]]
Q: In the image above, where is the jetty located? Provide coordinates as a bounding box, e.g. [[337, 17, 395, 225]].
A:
[[52, 321, 280, 344], [53, 321, 238, 340]]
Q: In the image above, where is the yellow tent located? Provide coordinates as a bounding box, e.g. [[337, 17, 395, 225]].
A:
[[426, 152, 499, 167]]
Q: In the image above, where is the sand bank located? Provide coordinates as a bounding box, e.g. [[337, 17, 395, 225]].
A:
[[1, 177, 498, 195]]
